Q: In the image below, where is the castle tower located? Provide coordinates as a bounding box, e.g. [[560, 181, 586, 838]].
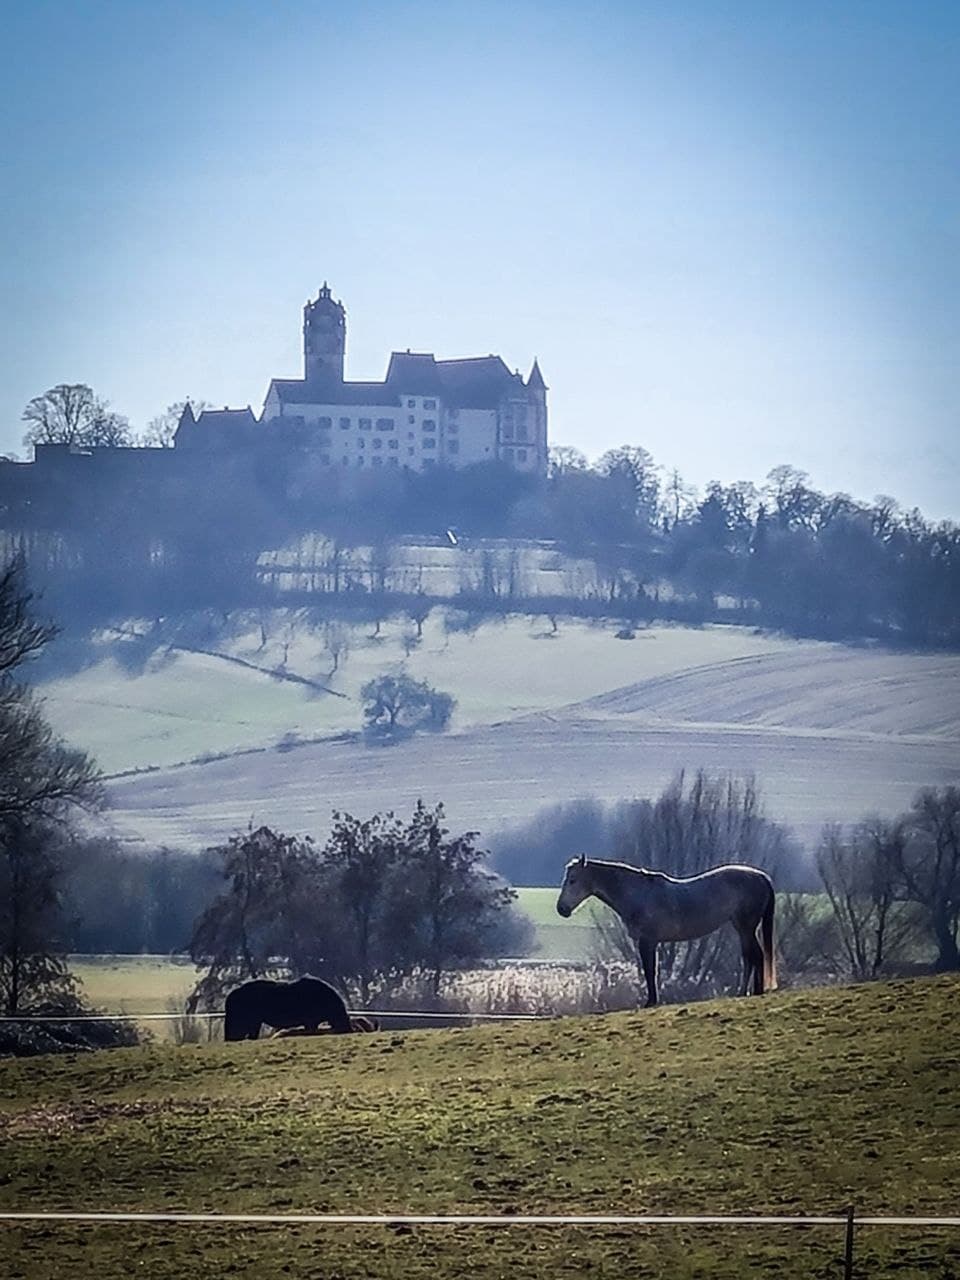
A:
[[303, 283, 346, 383]]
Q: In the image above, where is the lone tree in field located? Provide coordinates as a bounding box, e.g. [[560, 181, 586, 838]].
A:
[[361, 673, 455, 739], [0, 560, 101, 1015]]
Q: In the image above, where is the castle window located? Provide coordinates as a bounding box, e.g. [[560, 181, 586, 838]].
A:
[[407, 432, 415, 440], [448, 407, 459, 419], [388, 438, 398, 449], [517, 448, 528, 462], [407, 399, 416, 408], [423, 438, 436, 449], [376, 418, 394, 431], [359, 417, 372, 430], [319, 416, 332, 429], [503, 447, 515, 462], [424, 399, 437, 410], [446, 422, 458, 435], [516, 424, 528, 442], [358, 438, 366, 448], [408, 414, 415, 424], [388, 456, 399, 467], [503, 424, 515, 441], [372, 456, 384, 467], [373, 438, 383, 450], [357, 457, 364, 466], [408, 447, 415, 456], [422, 420, 436, 432], [516, 404, 528, 423], [339, 417, 351, 430], [447, 440, 459, 455]]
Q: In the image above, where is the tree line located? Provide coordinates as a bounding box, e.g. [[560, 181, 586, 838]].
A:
[[3, 383, 957, 647]]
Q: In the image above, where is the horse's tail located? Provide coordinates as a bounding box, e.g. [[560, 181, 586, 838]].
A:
[[329, 990, 353, 1034], [761, 886, 778, 992]]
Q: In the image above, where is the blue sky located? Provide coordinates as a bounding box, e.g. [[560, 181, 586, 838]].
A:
[[2, 1, 957, 517]]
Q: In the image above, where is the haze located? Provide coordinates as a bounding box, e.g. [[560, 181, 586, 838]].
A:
[[1, 0, 957, 518]]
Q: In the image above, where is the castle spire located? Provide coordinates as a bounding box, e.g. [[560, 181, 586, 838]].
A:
[[526, 358, 547, 392]]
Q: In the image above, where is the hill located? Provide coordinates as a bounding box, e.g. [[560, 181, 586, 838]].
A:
[[34, 612, 960, 853], [39, 614, 802, 773], [1, 976, 957, 1279]]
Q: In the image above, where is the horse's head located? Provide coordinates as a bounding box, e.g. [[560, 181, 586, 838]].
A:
[[557, 853, 592, 918]]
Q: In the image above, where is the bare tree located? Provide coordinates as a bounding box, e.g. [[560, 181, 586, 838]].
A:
[[140, 399, 210, 448], [323, 620, 350, 677], [595, 444, 661, 526], [361, 673, 455, 739], [548, 445, 588, 478], [816, 820, 914, 980], [22, 383, 131, 451], [896, 787, 960, 971], [0, 562, 101, 1015], [187, 825, 322, 1011]]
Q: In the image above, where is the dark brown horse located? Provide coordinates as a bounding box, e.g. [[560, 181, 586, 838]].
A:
[[224, 977, 353, 1040], [557, 855, 777, 1007]]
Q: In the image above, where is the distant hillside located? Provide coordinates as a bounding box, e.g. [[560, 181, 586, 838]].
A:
[[43, 610, 957, 855], [40, 613, 802, 773]]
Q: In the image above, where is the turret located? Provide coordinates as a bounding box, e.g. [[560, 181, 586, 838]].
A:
[[303, 282, 346, 383], [525, 358, 547, 398]]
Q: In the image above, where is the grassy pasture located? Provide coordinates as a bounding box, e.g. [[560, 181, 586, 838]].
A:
[[1, 975, 958, 1279]]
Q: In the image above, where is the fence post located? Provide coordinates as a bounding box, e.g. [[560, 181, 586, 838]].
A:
[[843, 1204, 855, 1280]]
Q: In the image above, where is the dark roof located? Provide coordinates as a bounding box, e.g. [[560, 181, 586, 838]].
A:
[[436, 356, 522, 409], [265, 353, 530, 412], [267, 378, 396, 408], [176, 406, 258, 451], [385, 352, 444, 396], [194, 408, 258, 429]]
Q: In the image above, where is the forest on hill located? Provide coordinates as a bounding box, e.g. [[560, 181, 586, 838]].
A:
[[1, 435, 957, 647]]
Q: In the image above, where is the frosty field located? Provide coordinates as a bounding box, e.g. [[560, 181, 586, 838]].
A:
[[35, 612, 960, 856]]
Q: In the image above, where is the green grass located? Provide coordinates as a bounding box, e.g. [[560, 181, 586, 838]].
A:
[[72, 956, 200, 1016], [514, 887, 598, 961], [2, 975, 958, 1278]]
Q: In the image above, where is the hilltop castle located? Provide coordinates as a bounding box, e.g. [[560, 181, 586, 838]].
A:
[[175, 285, 548, 475]]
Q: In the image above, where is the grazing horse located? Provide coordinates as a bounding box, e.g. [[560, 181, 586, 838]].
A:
[[557, 855, 776, 1007], [224, 977, 353, 1041]]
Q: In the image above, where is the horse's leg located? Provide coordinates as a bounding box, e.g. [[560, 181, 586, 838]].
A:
[[636, 938, 659, 1008], [735, 922, 764, 996]]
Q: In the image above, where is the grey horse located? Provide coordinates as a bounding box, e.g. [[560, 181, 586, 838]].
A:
[[557, 855, 777, 1006]]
